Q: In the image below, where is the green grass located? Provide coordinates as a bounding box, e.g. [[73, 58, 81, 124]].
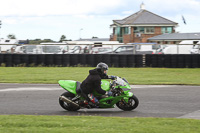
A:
[[0, 115, 199, 133], [0, 67, 200, 85]]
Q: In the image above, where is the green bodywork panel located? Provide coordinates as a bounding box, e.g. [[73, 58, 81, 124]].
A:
[[99, 92, 133, 108], [101, 80, 110, 91], [58, 80, 77, 94]]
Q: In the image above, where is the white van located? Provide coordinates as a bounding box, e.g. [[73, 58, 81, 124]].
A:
[[35, 45, 68, 54], [187, 40, 200, 54], [0, 45, 16, 53], [190, 45, 200, 54], [15, 45, 37, 54], [180, 40, 200, 54], [157, 45, 193, 54]]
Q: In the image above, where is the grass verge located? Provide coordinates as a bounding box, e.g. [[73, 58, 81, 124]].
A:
[[0, 67, 200, 85], [0, 115, 200, 133]]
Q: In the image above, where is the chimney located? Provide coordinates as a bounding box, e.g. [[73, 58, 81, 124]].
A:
[[140, 2, 145, 10]]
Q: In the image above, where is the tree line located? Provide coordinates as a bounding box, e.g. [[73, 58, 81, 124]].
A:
[[5, 34, 71, 44]]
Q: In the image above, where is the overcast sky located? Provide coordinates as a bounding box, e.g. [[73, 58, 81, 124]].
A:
[[0, 0, 200, 41]]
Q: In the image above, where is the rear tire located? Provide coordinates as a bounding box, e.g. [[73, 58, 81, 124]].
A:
[[116, 95, 139, 111], [59, 91, 80, 111]]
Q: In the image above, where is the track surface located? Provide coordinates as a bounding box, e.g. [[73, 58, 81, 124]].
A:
[[0, 83, 200, 119]]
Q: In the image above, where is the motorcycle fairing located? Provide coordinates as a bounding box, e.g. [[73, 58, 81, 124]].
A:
[[58, 80, 77, 94], [99, 92, 133, 108]]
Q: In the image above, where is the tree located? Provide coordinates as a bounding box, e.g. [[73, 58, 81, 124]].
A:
[[7, 34, 16, 39], [28, 39, 54, 44], [59, 35, 66, 42]]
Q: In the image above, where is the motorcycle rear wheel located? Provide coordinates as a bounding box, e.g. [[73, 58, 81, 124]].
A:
[[116, 95, 139, 111], [59, 91, 80, 111]]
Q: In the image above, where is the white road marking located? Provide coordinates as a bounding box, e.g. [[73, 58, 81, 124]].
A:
[[0, 87, 63, 92], [131, 85, 178, 88], [178, 110, 200, 120]]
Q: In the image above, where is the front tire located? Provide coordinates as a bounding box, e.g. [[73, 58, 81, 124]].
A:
[[59, 91, 80, 111], [116, 95, 139, 111]]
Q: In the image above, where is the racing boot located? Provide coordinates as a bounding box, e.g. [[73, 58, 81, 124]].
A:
[[88, 93, 99, 108]]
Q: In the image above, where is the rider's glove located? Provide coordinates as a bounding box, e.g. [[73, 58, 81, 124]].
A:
[[106, 91, 113, 96], [110, 75, 117, 80]]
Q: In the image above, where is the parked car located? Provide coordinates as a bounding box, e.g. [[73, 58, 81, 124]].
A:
[[153, 48, 164, 54], [112, 43, 159, 54], [138, 44, 160, 54], [112, 45, 135, 54], [68, 46, 83, 54], [129, 43, 160, 54], [90, 47, 112, 54]]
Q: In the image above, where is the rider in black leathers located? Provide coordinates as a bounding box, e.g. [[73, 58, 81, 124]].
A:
[[80, 62, 115, 106]]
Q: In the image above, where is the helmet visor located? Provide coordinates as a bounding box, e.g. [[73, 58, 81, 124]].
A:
[[104, 70, 108, 75]]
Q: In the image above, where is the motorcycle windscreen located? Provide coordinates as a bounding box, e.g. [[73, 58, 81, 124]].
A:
[[58, 80, 77, 94], [101, 80, 110, 91]]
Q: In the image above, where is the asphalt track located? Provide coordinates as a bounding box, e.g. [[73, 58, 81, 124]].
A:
[[0, 83, 200, 119]]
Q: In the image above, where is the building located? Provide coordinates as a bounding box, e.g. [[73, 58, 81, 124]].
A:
[[110, 3, 178, 43], [148, 32, 200, 44]]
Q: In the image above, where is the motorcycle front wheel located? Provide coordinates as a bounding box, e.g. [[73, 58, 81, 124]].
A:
[[116, 95, 139, 111], [59, 91, 80, 111]]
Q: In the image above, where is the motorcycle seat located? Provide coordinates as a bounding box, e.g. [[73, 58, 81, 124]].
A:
[[76, 81, 82, 94]]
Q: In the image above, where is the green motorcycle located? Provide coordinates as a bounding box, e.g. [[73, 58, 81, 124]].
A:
[[58, 76, 139, 111]]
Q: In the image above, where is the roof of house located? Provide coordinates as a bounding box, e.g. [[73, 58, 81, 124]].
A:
[[148, 33, 200, 41], [113, 9, 178, 26]]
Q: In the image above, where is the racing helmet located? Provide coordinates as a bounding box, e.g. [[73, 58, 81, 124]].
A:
[[96, 62, 108, 76]]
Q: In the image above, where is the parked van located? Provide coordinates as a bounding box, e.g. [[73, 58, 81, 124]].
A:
[[0, 45, 16, 53], [35, 45, 68, 54], [156, 45, 193, 54], [178, 40, 200, 54], [184, 40, 200, 54], [15, 45, 37, 54], [190, 44, 200, 54]]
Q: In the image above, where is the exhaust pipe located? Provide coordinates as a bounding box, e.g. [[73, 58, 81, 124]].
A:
[[59, 96, 80, 107]]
